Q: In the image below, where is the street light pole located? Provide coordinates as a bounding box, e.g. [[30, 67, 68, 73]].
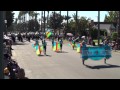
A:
[[98, 11, 100, 46], [0, 11, 5, 79]]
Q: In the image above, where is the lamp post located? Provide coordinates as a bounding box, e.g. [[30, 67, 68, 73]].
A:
[[0, 11, 5, 79], [98, 11, 100, 46]]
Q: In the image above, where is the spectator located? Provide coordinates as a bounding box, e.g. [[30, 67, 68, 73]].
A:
[[17, 68, 28, 79]]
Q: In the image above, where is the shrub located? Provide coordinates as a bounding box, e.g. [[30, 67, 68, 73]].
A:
[[112, 32, 118, 41]]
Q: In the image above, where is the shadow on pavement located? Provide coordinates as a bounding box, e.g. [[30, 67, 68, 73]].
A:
[[13, 42, 28, 45], [84, 64, 120, 69], [38, 54, 52, 57], [56, 51, 68, 53], [46, 55, 52, 57]]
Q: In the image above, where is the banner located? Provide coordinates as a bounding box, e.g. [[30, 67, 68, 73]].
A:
[[46, 31, 52, 38], [81, 45, 112, 60]]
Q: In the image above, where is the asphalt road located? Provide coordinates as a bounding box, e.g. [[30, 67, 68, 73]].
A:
[[12, 39, 120, 79]]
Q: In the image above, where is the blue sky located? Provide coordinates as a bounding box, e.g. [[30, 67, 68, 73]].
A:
[[14, 11, 108, 22]]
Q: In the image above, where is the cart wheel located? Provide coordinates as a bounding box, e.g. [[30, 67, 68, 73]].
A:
[[82, 59, 85, 65], [104, 58, 106, 64]]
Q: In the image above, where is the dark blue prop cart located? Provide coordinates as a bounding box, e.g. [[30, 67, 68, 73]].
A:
[[81, 45, 112, 65]]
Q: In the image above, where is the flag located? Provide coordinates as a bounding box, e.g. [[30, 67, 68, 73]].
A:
[[36, 46, 41, 56], [56, 42, 58, 51], [77, 44, 80, 53], [32, 44, 35, 48], [68, 43, 71, 47], [53, 42, 56, 51], [58, 43, 60, 51], [40, 46, 44, 52], [46, 31, 52, 38], [53, 42, 60, 52], [35, 45, 39, 51]]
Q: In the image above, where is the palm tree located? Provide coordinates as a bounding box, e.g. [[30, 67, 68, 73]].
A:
[[98, 11, 100, 45], [118, 11, 120, 45], [59, 11, 61, 35], [18, 11, 23, 23], [67, 11, 69, 35], [76, 11, 78, 36], [47, 11, 49, 31], [28, 11, 34, 21], [33, 11, 39, 21], [41, 11, 43, 32], [44, 11, 46, 33], [64, 11, 71, 36]]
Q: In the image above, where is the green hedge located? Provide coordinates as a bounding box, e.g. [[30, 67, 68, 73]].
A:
[[90, 29, 107, 39]]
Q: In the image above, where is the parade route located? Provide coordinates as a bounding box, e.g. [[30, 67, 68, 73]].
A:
[[12, 40, 120, 79]]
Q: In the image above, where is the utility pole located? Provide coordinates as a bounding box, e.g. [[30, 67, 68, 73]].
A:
[[59, 11, 61, 35], [76, 11, 78, 37], [54, 11, 55, 37], [67, 11, 68, 35], [118, 11, 120, 45], [98, 11, 100, 46], [44, 11, 45, 33], [47, 11, 49, 31], [41, 11, 43, 32], [0, 11, 5, 79]]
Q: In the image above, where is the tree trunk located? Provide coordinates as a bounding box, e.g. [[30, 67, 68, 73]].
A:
[[98, 11, 100, 46], [54, 11, 55, 37], [118, 11, 120, 37], [47, 11, 49, 31], [0, 11, 5, 79], [44, 11, 45, 33], [76, 11, 78, 36], [67, 11, 68, 34], [59, 11, 61, 35], [41, 11, 43, 32]]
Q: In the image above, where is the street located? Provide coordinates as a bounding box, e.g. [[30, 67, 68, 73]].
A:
[[12, 40, 120, 79]]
